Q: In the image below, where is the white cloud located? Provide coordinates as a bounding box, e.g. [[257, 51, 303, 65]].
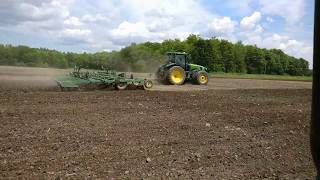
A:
[[147, 21, 174, 32], [266, 17, 274, 23], [110, 21, 167, 45], [82, 14, 110, 23], [259, 0, 306, 24], [259, 33, 313, 65], [262, 33, 289, 47], [241, 28, 264, 45], [239, 32, 312, 66], [279, 40, 313, 62], [60, 28, 93, 44], [64, 17, 83, 26], [239, 12, 264, 46], [111, 21, 151, 38], [0, 0, 73, 25], [0, 0, 75, 37], [19, 1, 70, 20], [240, 11, 262, 30], [208, 17, 237, 34], [62, 29, 91, 37], [254, 25, 264, 34], [107, 0, 216, 45]]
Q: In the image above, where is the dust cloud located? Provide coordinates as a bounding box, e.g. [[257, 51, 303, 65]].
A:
[[0, 66, 68, 91]]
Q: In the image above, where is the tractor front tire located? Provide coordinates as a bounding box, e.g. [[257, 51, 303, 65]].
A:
[[167, 66, 186, 85], [194, 71, 209, 85]]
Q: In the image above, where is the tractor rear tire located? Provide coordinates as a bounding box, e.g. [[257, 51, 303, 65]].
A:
[[194, 71, 209, 85], [167, 66, 186, 85]]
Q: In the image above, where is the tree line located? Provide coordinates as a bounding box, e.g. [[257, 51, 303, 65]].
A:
[[0, 34, 311, 76]]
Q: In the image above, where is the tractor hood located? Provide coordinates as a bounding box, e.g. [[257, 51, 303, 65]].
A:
[[189, 64, 208, 72]]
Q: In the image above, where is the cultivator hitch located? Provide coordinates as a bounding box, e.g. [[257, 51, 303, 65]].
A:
[[56, 66, 153, 91]]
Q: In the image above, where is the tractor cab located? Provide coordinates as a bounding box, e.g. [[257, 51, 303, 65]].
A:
[[167, 52, 189, 67], [166, 52, 208, 72]]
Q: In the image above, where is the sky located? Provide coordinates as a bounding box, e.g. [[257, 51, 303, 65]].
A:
[[0, 0, 315, 66]]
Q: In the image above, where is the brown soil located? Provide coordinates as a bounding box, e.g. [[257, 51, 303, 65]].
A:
[[0, 66, 316, 179]]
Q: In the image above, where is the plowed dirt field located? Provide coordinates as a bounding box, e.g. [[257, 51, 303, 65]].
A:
[[0, 66, 316, 179]]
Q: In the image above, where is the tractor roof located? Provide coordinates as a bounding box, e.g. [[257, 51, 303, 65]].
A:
[[166, 52, 188, 55]]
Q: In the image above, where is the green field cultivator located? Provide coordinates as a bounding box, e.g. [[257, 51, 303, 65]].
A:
[[56, 66, 153, 91]]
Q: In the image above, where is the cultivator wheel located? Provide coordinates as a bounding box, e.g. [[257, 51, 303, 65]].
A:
[[116, 83, 128, 90], [143, 80, 153, 90], [133, 81, 140, 86]]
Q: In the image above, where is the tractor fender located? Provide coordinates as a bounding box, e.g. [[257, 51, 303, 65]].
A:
[[164, 63, 177, 69], [157, 63, 176, 79]]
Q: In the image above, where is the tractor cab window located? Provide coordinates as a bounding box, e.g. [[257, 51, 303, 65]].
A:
[[167, 54, 175, 63], [175, 54, 186, 66], [167, 53, 186, 67]]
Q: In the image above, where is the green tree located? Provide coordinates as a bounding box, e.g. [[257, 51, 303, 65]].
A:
[[209, 38, 224, 72], [220, 40, 235, 73], [191, 39, 213, 69], [233, 41, 247, 73], [245, 45, 266, 74]]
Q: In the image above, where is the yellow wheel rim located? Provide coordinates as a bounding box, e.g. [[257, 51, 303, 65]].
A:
[[171, 69, 184, 84], [199, 74, 208, 84]]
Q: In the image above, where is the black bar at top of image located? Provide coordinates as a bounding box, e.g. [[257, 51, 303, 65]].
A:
[[312, 0, 320, 178]]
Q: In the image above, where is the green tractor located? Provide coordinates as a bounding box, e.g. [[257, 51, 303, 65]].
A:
[[156, 52, 209, 85]]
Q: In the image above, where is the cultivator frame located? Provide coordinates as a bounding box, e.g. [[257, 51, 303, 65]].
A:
[[56, 66, 153, 91]]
